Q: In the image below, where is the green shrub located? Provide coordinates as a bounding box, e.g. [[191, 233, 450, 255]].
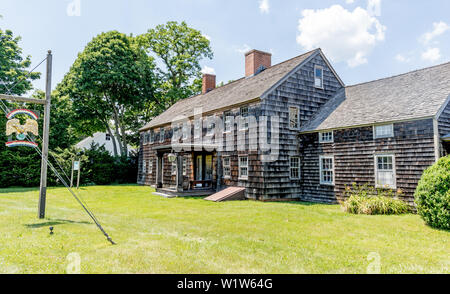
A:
[[414, 156, 450, 230], [342, 183, 409, 215]]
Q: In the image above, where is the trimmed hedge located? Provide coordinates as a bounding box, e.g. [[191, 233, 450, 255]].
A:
[[342, 183, 409, 215], [414, 156, 450, 230]]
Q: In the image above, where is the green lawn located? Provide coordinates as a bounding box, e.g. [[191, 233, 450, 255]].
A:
[[0, 185, 448, 274]]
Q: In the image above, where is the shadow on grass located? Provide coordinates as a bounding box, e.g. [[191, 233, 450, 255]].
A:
[[24, 219, 91, 229]]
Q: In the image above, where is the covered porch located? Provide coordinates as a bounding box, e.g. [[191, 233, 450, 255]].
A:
[[153, 144, 223, 196]]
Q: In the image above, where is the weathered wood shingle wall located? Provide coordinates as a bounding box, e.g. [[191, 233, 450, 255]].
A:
[[438, 100, 450, 156], [259, 53, 343, 200], [299, 119, 436, 206]]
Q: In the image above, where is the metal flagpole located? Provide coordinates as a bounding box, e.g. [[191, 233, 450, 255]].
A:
[[38, 50, 52, 219]]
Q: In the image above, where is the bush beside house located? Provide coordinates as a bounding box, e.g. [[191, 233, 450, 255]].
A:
[[415, 156, 450, 230]]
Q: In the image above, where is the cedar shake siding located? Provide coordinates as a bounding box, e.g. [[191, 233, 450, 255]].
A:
[[438, 99, 450, 156], [259, 53, 343, 200], [299, 119, 436, 206]]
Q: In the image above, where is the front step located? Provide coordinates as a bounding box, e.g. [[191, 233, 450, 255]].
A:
[[204, 187, 246, 202]]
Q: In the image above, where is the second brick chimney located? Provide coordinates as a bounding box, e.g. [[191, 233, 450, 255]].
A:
[[202, 74, 216, 94], [245, 49, 272, 77]]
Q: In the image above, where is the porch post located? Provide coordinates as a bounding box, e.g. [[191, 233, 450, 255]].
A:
[[216, 151, 222, 192], [156, 155, 163, 188], [177, 155, 184, 192]]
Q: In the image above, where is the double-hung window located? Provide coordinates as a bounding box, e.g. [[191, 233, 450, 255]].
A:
[[142, 160, 147, 175], [240, 106, 249, 130], [314, 65, 324, 89], [375, 155, 396, 189], [148, 160, 153, 174], [171, 161, 177, 176], [290, 156, 300, 179], [289, 107, 300, 130], [320, 156, 334, 185], [149, 131, 154, 144], [223, 111, 232, 133], [319, 131, 334, 143], [223, 157, 231, 179], [194, 119, 202, 139], [239, 156, 248, 180], [183, 157, 187, 176], [374, 124, 394, 139], [160, 128, 165, 143], [206, 116, 215, 136]]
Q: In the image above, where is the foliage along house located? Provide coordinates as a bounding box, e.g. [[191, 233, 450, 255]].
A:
[[138, 48, 450, 206]]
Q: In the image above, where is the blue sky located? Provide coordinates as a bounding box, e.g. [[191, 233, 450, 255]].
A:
[[1, 0, 449, 92]]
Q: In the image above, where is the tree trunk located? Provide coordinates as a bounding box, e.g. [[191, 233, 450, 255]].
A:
[[106, 124, 118, 157]]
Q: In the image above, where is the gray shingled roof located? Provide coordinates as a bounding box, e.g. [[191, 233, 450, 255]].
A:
[[140, 49, 318, 131], [301, 62, 450, 132]]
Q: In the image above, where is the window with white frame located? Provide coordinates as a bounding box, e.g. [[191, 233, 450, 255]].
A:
[[160, 128, 165, 143], [239, 156, 248, 179], [320, 156, 334, 185], [319, 131, 334, 143], [183, 157, 187, 176], [149, 131, 154, 144], [142, 160, 147, 175], [143, 132, 148, 145], [314, 65, 324, 88], [171, 161, 177, 176], [223, 157, 231, 178], [194, 119, 202, 139], [374, 124, 394, 139], [206, 116, 215, 136], [290, 156, 300, 179], [182, 123, 189, 141], [148, 159, 153, 174], [223, 111, 232, 133], [289, 107, 300, 130], [106, 133, 111, 141], [375, 155, 396, 188], [240, 106, 249, 130]]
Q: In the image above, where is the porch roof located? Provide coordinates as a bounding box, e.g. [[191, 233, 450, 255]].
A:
[[153, 143, 219, 152]]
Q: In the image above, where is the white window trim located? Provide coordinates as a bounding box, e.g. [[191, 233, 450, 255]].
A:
[[223, 111, 233, 133], [239, 107, 249, 131], [289, 106, 300, 130], [314, 65, 324, 89], [374, 154, 397, 189], [319, 155, 335, 186], [319, 131, 334, 143], [289, 156, 301, 180], [194, 119, 202, 139], [160, 128, 165, 143], [171, 161, 177, 176], [373, 124, 394, 139], [206, 116, 215, 136], [183, 157, 187, 176], [142, 160, 147, 175], [238, 156, 249, 180], [223, 156, 231, 179], [149, 131, 154, 144], [148, 159, 153, 174]]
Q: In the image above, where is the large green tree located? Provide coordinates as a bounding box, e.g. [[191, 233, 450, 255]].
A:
[[139, 21, 213, 116], [0, 26, 42, 188], [61, 31, 159, 156]]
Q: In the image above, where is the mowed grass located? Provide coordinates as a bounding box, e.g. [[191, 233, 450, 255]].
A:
[[0, 185, 448, 274]]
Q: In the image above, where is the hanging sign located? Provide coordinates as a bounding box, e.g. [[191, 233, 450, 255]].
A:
[[5, 109, 39, 148]]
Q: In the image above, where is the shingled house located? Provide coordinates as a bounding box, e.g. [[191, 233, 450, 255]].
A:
[[138, 48, 450, 206]]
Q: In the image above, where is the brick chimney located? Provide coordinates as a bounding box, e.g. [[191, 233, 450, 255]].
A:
[[202, 74, 216, 94], [245, 49, 272, 77]]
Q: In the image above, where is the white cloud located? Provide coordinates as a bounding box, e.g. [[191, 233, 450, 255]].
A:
[[421, 47, 441, 63], [259, 0, 270, 14], [201, 66, 216, 75], [420, 21, 450, 45], [346, 0, 355, 4], [296, 5, 386, 67], [395, 54, 411, 63], [367, 0, 381, 17], [235, 44, 251, 54]]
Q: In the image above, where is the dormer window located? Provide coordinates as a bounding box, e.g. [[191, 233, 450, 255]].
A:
[[314, 65, 324, 89]]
